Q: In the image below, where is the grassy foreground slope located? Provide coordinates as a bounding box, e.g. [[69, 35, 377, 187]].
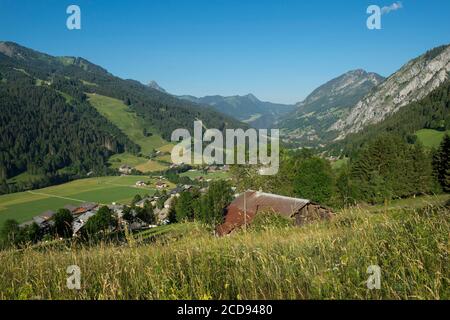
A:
[[0, 197, 448, 300]]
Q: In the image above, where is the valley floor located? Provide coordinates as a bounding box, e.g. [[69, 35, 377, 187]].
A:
[[0, 176, 167, 226], [0, 195, 448, 300]]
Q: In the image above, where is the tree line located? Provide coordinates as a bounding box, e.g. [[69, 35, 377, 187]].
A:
[[230, 134, 449, 207]]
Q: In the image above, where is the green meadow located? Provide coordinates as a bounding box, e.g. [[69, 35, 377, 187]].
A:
[[415, 129, 450, 148], [87, 93, 176, 172], [0, 176, 156, 225], [87, 93, 168, 155], [180, 170, 231, 181]]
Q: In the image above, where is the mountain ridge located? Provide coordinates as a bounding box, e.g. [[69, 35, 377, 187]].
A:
[[0, 41, 246, 189], [179, 93, 295, 128], [331, 44, 450, 139], [279, 69, 385, 147]]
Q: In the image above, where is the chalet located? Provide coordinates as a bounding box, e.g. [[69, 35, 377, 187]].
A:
[[108, 204, 125, 217], [72, 202, 98, 216], [154, 196, 176, 220], [125, 217, 157, 232], [72, 211, 96, 235], [169, 186, 182, 196], [39, 210, 56, 221], [119, 164, 133, 174], [155, 181, 168, 189], [135, 181, 147, 187], [216, 191, 334, 236], [20, 210, 56, 232], [63, 204, 78, 214], [170, 162, 184, 169], [169, 184, 193, 197], [135, 197, 153, 208]]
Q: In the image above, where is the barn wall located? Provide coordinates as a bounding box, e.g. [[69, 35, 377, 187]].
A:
[[294, 204, 333, 226]]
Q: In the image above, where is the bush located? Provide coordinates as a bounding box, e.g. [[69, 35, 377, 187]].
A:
[[83, 206, 116, 237], [54, 208, 74, 238]]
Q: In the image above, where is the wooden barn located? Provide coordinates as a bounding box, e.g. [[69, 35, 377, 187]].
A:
[[216, 190, 334, 236]]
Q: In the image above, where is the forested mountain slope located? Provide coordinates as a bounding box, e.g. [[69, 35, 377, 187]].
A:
[[329, 79, 450, 155], [0, 41, 246, 190], [279, 70, 384, 147]]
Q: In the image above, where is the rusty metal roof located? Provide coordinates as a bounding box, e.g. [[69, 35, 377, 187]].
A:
[[216, 191, 311, 236], [232, 191, 310, 217]]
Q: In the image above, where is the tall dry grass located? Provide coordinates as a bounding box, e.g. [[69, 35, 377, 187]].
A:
[[0, 205, 448, 300]]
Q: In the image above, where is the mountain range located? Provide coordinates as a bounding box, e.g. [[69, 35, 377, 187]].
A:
[[0, 41, 245, 185], [136, 43, 450, 150], [279, 69, 384, 146], [1, 40, 449, 187], [331, 45, 450, 139], [178, 93, 295, 128]]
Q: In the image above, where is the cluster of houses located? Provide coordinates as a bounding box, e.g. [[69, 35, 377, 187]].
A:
[[135, 184, 199, 221], [18, 182, 201, 239], [19, 202, 102, 237], [19, 200, 159, 238]]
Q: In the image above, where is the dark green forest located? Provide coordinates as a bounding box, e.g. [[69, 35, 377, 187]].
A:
[[0, 67, 139, 191], [0, 42, 245, 193], [230, 134, 449, 207]]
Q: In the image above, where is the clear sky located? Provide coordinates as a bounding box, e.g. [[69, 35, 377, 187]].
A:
[[1, 0, 449, 104]]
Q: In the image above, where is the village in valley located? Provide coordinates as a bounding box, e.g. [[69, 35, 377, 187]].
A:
[[12, 159, 335, 243]]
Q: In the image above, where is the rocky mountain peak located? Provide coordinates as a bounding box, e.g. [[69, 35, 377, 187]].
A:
[[330, 44, 450, 138], [148, 80, 167, 93]]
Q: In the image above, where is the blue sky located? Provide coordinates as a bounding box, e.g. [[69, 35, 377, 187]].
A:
[[1, 0, 449, 104]]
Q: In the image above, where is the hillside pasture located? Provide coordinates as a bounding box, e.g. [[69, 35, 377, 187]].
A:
[[87, 93, 167, 155], [180, 170, 231, 181], [415, 129, 450, 148]]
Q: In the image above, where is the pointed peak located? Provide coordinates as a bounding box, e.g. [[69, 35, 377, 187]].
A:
[[148, 80, 166, 93], [244, 93, 259, 102]]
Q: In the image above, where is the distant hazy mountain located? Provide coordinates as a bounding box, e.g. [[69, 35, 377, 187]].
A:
[[179, 93, 295, 128], [148, 80, 166, 93], [331, 45, 450, 139], [280, 69, 384, 146]]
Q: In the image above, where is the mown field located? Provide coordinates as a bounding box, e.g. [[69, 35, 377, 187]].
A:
[[87, 93, 168, 155], [180, 170, 231, 181], [0, 195, 448, 300], [0, 176, 157, 225], [108, 152, 169, 172], [87, 93, 175, 173], [415, 129, 450, 148]]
